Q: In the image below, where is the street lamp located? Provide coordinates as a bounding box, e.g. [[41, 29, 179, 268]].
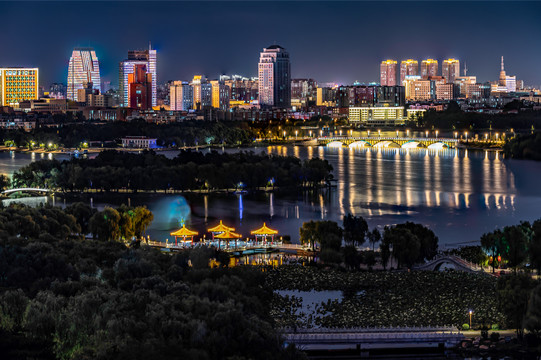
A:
[[454, 131, 458, 139], [378, 129, 381, 137], [406, 129, 410, 137], [495, 132, 499, 141], [465, 132, 468, 141], [295, 130, 298, 139], [435, 130, 438, 138], [425, 130, 429, 138], [485, 133, 488, 141], [309, 130, 312, 137], [283, 130, 286, 139], [339, 130, 342, 136], [469, 310, 473, 329], [396, 130, 399, 138]]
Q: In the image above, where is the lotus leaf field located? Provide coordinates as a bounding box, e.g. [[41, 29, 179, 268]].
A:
[[267, 266, 506, 329]]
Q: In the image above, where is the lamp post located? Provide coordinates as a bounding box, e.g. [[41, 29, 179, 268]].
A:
[[396, 130, 399, 138], [469, 310, 473, 329], [435, 130, 438, 138], [425, 130, 429, 138], [283, 130, 286, 139], [495, 132, 499, 141], [406, 129, 410, 137], [454, 131, 458, 139], [309, 130, 312, 138], [465, 132, 468, 142], [378, 129, 381, 137], [295, 130, 298, 139]]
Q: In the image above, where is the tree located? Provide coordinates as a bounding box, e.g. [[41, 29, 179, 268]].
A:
[[497, 274, 536, 338], [367, 228, 381, 251], [133, 206, 154, 238], [530, 219, 541, 275], [384, 227, 421, 269], [481, 230, 503, 273], [342, 214, 368, 246], [0, 174, 10, 191], [343, 245, 360, 270], [299, 221, 318, 250], [380, 236, 391, 270], [299, 220, 342, 251], [65, 202, 95, 235], [395, 222, 438, 261], [524, 284, 541, 338], [89, 207, 121, 241], [502, 225, 529, 272]]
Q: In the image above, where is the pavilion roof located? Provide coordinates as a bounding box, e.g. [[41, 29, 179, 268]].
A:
[[170, 224, 198, 237], [250, 223, 278, 235], [208, 220, 235, 233], [214, 230, 242, 239]]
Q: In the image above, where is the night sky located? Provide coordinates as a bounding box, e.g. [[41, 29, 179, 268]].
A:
[[1, 1, 540, 88]]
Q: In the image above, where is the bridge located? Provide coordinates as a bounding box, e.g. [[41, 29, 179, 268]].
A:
[[413, 255, 485, 273], [283, 326, 464, 352], [317, 136, 459, 149], [1, 188, 52, 197], [146, 240, 311, 255]]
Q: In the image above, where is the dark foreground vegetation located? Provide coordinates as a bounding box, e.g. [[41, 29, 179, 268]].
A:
[[504, 132, 541, 161], [10, 150, 333, 192], [0, 204, 303, 360]]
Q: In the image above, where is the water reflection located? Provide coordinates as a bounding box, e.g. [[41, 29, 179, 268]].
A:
[[0, 146, 535, 247]]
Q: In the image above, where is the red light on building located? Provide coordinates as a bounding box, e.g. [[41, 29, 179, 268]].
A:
[[128, 64, 153, 110]]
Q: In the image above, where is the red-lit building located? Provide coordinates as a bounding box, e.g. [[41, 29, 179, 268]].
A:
[[128, 65, 152, 109]]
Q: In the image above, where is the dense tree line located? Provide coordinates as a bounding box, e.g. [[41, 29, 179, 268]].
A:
[[418, 103, 541, 131], [0, 204, 303, 359], [299, 215, 438, 270], [11, 150, 333, 192], [480, 221, 541, 274], [503, 132, 541, 160], [0, 119, 255, 149]]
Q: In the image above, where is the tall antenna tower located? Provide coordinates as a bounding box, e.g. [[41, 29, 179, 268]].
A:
[[463, 62, 468, 76]]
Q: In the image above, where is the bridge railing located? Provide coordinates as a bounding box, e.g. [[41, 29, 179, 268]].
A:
[[317, 136, 458, 143], [282, 326, 457, 334]]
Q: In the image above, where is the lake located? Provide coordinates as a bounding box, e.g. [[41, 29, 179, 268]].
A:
[[1, 145, 540, 248]]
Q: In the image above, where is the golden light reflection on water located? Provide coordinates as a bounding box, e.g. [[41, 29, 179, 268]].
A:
[[306, 146, 516, 214]]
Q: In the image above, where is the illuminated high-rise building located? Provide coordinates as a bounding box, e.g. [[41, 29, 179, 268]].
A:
[[210, 80, 230, 110], [190, 75, 212, 109], [67, 48, 101, 101], [380, 60, 397, 86], [170, 81, 193, 111], [442, 58, 460, 83], [119, 44, 157, 107], [400, 59, 418, 84], [421, 59, 438, 79], [0, 68, 39, 106], [128, 64, 152, 109], [258, 45, 291, 108]]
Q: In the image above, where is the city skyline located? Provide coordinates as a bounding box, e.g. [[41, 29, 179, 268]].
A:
[[1, 1, 540, 87]]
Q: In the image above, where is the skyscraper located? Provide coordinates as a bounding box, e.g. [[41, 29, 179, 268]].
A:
[[400, 59, 418, 84], [67, 48, 101, 101], [170, 81, 193, 111], [258, 45, 291, 108], [119, 44, 157, 107], [442, 58, 460, 83], [380, 60, 397, 86], [421, 59, 438, 79], [0, 68, 39, 106], [128, 64, 153, 109]]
